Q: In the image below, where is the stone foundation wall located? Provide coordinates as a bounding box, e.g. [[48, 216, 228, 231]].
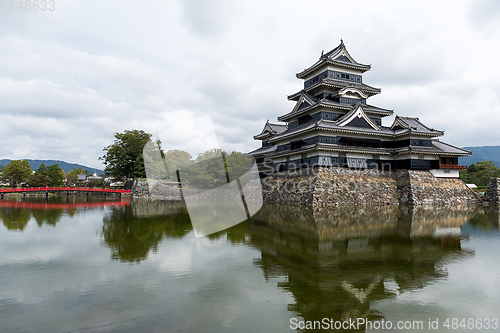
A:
[[403, 170, 478, 205], [262, 167, 478, 206], [261, 168, 316, 205], [133, 179, 182, 200], [132, 179, 238, 200], [133, 168, 481, 206], [483, 178, 500, 204], [313, 168, 398, 206]]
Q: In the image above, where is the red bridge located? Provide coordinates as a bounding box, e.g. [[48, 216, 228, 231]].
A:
[[0, 187, 131, 198]]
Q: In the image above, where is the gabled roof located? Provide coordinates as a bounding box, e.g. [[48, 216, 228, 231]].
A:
[[290, 91, 317, 114], [334, 86, 369, 99], [253, 120, 288, 140], [296, 40, 371, 79], [288, 79, 381, 101], [269, 115, 444, 143], [318, 78, 381, 95], [321, 100, 393, 116], [336, 104, 381, 130], [390, 116, 444, 136], [278, 98, 392, 122]]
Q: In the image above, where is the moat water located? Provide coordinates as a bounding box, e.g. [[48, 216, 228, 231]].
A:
[[1, 197, 500, 332]]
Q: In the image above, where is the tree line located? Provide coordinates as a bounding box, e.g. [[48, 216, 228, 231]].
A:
[[100, 129, 251, 188], [459, 160, 500, 186], [0, 160, 91, 188], [0, 129, 252, 188]]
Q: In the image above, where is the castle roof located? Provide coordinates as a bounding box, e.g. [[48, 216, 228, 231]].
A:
[[296, 41, 371, 79], [246, 144, 278, 157], [390, 116, 444, 135], [431, 140, 471, 156], [288, 79, 381, 101], [266, 139, 471, 159], [253, 120, 288, 140], [336, 104, 381, 130], [278, 99, 393, 122], [269, 116, 444, 143]]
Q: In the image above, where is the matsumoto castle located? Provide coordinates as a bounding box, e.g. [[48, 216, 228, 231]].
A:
[[248, 41, 470, 178]]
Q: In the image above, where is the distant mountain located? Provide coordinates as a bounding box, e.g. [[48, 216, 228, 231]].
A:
[[0, 159, 104, 174], [461, 146, 500, 167]]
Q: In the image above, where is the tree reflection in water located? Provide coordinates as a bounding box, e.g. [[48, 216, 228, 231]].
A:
[[31, 208, 65, 227], [0, 197, 129, 231], [101, 200, 192, 263], [0, 198, 68, 230], [1, 207, 32, 231]]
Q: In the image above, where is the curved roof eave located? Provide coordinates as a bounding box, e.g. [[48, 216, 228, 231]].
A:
[[296, 59, 371, 79]]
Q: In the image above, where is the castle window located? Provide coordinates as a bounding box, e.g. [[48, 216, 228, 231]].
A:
[[298, 114, 313, 125]]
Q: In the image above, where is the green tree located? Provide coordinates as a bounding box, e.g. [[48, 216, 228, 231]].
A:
[[133, 154, 146, 179], [225, 151, 252, 180], [75, 167, 88, 176], [45, 164, 65, 186], [176, 149, 252, 189], [460, 161, 500, 186], [100, 130, 155, 180], [67, 169, 78, 184], [163, 149, 193, 174], [2, 160, 32, 187], [30, 163, 65, 187], [30, 163, 50, 187]]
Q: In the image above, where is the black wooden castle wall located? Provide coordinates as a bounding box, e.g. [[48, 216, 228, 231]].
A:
[[276, 136, 432, 152], [271, 157, 439, 173]]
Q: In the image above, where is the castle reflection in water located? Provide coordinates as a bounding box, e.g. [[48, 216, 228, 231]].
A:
[[247, 204, 484, 326]]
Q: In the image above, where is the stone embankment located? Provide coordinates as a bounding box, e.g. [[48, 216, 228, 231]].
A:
[[483, 178, 500, 205], [133, 179, 182, 200], [262, 168, 478, 206], [133, 168, 480, 206], [132, 179, 235, 200], [396, 170, 478, 205]]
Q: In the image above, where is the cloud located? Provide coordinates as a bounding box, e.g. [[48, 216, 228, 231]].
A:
[[179, 0, 239, 39], [468, 0, 500, 29]]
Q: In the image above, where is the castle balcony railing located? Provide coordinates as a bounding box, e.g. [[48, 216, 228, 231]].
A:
[[439, 163, 467, 169]]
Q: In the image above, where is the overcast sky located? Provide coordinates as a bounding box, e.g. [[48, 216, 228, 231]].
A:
[[0, 0, 499, 169]]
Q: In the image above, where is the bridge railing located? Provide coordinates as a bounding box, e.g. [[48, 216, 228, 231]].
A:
[[0, 187, 131, 193]]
